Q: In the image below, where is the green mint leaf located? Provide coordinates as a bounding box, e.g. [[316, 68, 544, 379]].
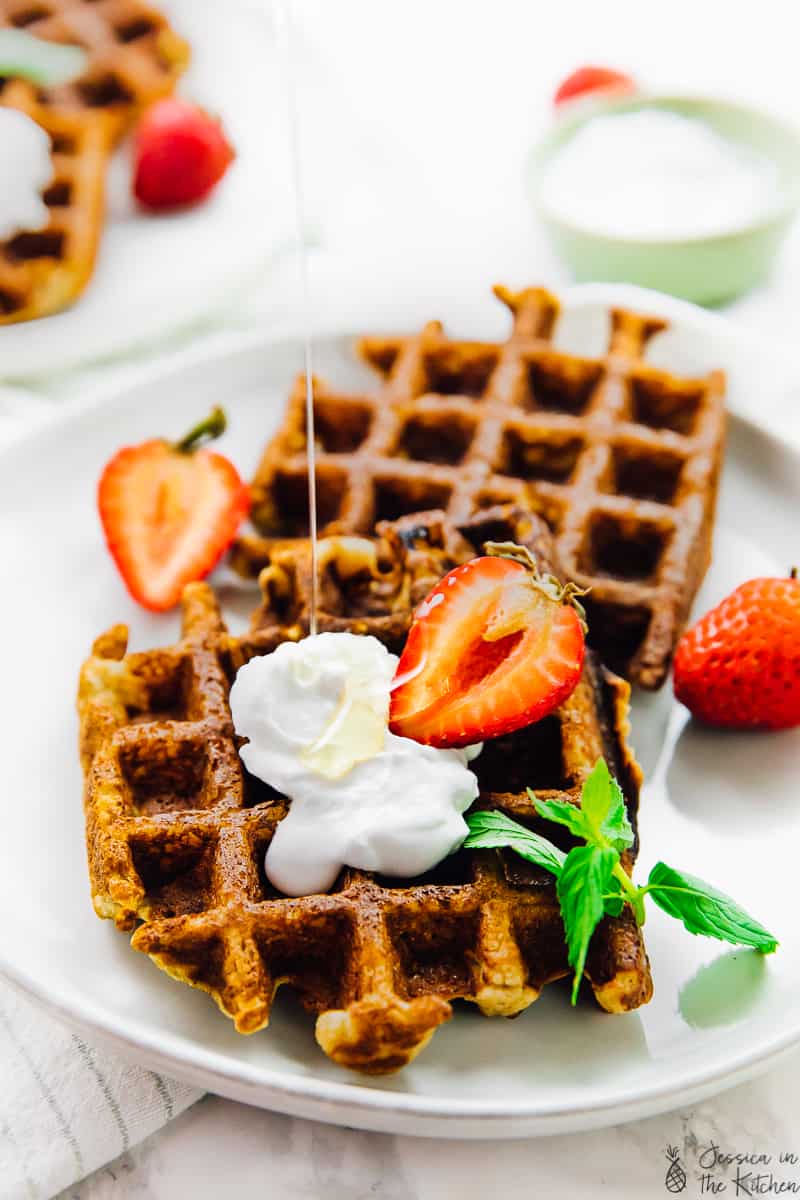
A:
[[532, 760, 633, 854], [531, 792, 589, 840], [557, 844, 618, 1004], [599, 773, 635, 853], [602, 874, 627, 918], [580, 758, 616, 829], [464, 810, 566, 878], [647, 862, 778, 954], [579, 758, 635, 851]]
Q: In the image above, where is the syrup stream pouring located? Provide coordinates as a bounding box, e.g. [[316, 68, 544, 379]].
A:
[[274, 0, 319, 635]]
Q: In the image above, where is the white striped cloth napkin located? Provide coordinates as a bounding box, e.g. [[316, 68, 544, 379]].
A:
[[0, 388, 201, 1200], [0, 982, 200, 1200]]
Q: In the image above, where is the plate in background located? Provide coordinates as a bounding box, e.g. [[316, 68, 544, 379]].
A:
[[0, 285, 798, 1137], [0, 0, 290, 380]]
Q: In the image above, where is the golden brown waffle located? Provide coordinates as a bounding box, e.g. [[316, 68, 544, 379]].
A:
[[247, 285, 726, 688], [0, 0, 189, 138], [78, 508, 652, 1074], [0, 80, 112, 321]]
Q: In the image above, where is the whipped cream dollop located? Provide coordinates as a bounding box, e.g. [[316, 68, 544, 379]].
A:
[[0, 108, 52, 240], [229, 633, 480, 897]]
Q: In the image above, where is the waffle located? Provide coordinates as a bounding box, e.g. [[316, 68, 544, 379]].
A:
[[78, 508, 652, 1074], [0, 0, 189, 138], [0, 80, 112, 322], [231, 506, 544, 656], [246, 285, 726, 688]]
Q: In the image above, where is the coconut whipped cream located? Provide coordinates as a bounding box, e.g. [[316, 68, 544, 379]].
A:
[[540, 108, 782, 239], [229, 633, 480, 897], [0, 108, 52, 240]]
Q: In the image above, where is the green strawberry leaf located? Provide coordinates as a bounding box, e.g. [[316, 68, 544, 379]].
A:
[[464, 810, 566, 878], [557, 844, 618, 1004], [647, 863, 778, 953]]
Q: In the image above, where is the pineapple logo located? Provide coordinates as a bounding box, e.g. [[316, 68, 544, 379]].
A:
[[664, 1145, 687, 1193]]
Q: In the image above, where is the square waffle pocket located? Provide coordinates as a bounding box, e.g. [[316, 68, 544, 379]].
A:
[[0, 80, 113, 322], [78, 509, 652, 1075], [246, 285, 726, 688]]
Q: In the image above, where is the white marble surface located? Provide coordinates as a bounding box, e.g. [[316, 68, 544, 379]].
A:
[[12, 1, 800, 1196], [59, 1049, 800, 1199]]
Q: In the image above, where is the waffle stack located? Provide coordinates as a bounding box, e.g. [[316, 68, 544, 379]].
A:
[[246, 285, 726, 687], [0, 0, 188, 321], [78, 508, 653, 1074]]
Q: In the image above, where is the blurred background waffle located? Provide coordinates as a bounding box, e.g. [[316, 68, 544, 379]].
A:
[[0, 79, 112, 321], [0, 0, 290, 373], [78, 509, 651, 1074], [0, 0, 188, 322], [0, 0, 190, 139], [242, 284, 726, 689]]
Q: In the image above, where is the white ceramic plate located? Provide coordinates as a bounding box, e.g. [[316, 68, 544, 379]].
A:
[[1, 286, 799, 1139], [0, 0, 290, 380]]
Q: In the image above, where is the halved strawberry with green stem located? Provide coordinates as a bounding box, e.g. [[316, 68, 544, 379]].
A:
[[389, 542, 587, 748], [98, 407, 249, 612]]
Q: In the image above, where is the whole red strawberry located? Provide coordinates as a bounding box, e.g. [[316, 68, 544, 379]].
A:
[[133, 97, 235, 210], [673, 572, 800, 730]]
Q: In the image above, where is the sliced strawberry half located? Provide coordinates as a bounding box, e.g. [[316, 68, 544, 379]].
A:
[[98, 407, 249, 612], [389, 543, 586, 748]]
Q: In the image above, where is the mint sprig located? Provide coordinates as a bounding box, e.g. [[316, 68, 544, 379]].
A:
[[533, 758, 635, 856], [558, 844, 618, 1003], [463, 758, 778, 1003]]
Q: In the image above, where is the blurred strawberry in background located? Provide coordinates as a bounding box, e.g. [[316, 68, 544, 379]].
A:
[[553, 65, 637, 106], [133, 97, 235, 210]]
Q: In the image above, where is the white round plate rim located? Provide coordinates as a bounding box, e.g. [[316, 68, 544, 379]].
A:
[[5, 961, 800, 1138], [1, 283, 798, 1138]]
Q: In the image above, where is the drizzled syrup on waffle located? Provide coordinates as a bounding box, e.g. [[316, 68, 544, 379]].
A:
[[276, 0, 319, 633]]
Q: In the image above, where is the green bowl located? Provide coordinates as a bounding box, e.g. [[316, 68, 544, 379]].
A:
[[528, 93, 800, 305]]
